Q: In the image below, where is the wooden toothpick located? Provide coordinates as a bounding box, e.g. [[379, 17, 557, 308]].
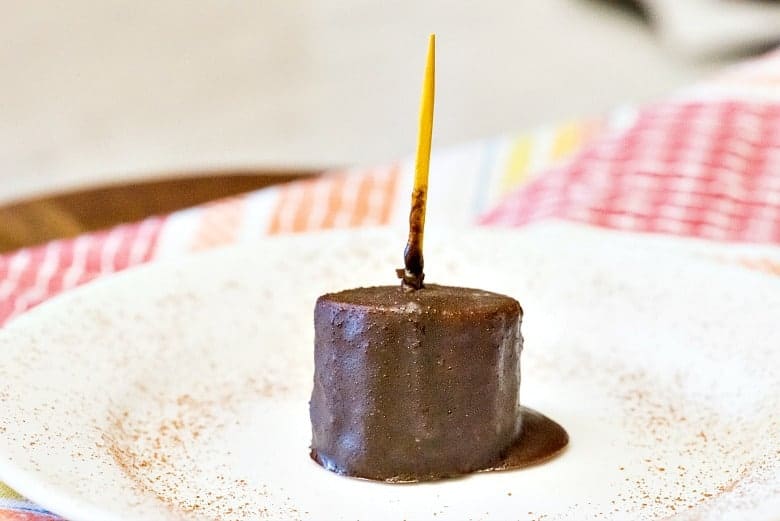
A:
[[398, 34, 435, 290]]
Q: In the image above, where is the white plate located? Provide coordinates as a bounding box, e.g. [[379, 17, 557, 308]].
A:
[[0, 225, 778, 521]]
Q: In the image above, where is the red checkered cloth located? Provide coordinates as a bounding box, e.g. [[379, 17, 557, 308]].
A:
[[481, 101, 780, 244]]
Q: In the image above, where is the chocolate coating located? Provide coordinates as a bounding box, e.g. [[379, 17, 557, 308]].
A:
[[310, 284, 523, 481]]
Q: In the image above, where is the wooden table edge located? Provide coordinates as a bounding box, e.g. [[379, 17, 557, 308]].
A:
[[0, 168, 323, 252]]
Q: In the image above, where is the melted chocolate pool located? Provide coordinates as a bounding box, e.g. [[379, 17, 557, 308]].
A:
[[481, 407, 568, 473]]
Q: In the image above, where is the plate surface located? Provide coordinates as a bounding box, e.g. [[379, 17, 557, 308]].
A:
[[0, 225, 778, 521]]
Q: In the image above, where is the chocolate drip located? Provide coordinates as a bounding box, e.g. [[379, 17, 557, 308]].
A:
[[398, 188, 427, 290]]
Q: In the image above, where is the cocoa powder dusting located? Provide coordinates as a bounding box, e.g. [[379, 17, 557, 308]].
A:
[[102, 377, 299, 521]]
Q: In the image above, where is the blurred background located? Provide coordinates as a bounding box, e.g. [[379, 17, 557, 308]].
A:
[[2, 0, 779, 206]]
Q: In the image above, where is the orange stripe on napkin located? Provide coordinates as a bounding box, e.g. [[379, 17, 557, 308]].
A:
[[191, 196, 245, 250], [321, 174, 347, 229], [378, 164, 400, 224], [349, 171, 375, 226], [268, 165, 401, 235], [736, 257, 780, 276], [268, 176, 326, 234], [267, 185, 291, 235], [291, 182, 317, 232]]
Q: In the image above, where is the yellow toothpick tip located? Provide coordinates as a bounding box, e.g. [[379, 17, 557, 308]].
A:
[[414, 33, 435, 196]]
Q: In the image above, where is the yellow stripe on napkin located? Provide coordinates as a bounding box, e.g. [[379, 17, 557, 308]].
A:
[[0, 483, 23, 501], [550, 121, 583, 160], [500, 135, 533, 195]]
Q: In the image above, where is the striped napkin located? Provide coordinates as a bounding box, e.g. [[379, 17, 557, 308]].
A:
[[1, 48, 780, 520]]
